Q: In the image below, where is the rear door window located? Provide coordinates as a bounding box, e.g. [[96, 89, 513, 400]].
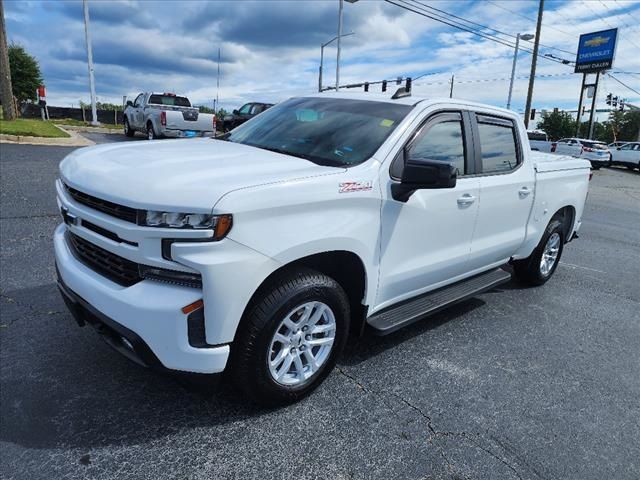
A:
[[476, 115, 520, 174]]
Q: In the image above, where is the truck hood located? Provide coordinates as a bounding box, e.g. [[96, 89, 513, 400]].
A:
[[60, 138, 344, 212]]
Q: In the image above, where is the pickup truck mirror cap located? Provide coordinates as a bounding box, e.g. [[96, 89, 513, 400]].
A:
[[391, 159, 457, 202], [126, 100, 133, 107]]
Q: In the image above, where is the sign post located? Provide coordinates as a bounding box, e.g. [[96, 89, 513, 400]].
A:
[[574, 28, 618, 139]]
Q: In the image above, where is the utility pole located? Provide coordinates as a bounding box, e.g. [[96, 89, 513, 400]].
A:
[[0, 0, 17, 120], [83, 0, 98, 126], [449, 74, 454, 98], [523, 0, 544, 128]]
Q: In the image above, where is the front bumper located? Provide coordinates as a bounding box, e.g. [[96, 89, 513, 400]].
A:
[[54, 224, 230, 374]]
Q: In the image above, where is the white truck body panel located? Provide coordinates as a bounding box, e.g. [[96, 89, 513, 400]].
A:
[[55, 93, 591, 373]]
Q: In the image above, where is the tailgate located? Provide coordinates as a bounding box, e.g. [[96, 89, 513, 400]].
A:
[[165, 110, 213, 132]]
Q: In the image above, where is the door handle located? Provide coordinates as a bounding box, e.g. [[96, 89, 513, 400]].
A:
[[518, 187, 531, 197], [457, 194, 476, 206]]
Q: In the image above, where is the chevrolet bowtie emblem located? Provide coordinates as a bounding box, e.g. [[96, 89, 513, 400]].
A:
[[585, 36, 609, 47]]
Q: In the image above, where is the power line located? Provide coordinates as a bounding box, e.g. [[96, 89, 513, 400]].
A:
[[581, 0, 640, 49], [385, 0, 572, 68], [409, 0, 577, 56], [485, 0, 575, 39], [613, 0, 640, 24], [607, 73, 640, 96]]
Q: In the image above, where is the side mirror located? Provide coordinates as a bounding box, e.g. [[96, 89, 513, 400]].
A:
[[126, 100, 133, 107], [233, 109, 239, 115], [391, 157, 457, 202], [617, 147, 621, 150]]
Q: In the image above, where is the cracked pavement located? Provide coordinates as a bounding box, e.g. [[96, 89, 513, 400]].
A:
[[1, 142, 639, 479]]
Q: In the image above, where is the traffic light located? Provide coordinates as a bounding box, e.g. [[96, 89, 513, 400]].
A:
[[582, 106, 586, 116], [612, 96, 618, 108], [619, 99, 625, 112], [606, 93, 613, 105]]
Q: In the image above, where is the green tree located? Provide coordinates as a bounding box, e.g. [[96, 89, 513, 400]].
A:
[[536, 110, 576, 141], [8, 44, 43, 104], [604, 109, 640, 142]]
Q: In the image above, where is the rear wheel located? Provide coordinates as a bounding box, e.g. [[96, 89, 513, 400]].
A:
[[146, 122, 156, 140], [229, 267, 350, 405], [513, 218, 564, 286], [123, 117, 134, 137]]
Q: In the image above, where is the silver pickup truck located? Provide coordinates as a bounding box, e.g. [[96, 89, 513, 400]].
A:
[[123, 92, 214, 140]]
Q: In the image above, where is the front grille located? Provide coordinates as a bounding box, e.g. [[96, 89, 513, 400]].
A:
[[67, 231, 141, 286], [64, 183, 139, 224], [66, 231, 202, 289]]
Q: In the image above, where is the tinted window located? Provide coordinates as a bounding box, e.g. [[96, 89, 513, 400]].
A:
[[239, 103, 252, 114], [478, 122, 519, 173], [148, 94, 191, 107], [134, 94, 143, 107], [408, 120, 465, 175], [224, 97, 410, 167], [581, 141, 607, 150]]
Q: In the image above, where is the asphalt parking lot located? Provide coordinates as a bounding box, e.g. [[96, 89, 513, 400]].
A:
[[1, 141, 638, 480]]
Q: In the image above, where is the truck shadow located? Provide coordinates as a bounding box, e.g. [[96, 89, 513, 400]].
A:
[[0, 281, 514, 451], [340, 297, 486, 367]]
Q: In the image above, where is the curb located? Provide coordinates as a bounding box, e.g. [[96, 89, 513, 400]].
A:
[[59, 125, 123, 135], [0, 125, 95, 147]]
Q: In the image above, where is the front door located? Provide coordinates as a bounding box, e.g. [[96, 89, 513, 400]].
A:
[[375, 111, 480, 312]]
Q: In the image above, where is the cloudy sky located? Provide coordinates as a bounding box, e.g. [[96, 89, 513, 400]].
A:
[[4, 0, 639, 117]]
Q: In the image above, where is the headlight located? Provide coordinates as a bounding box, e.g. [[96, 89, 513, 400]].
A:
[[142, 211, 233, 239]]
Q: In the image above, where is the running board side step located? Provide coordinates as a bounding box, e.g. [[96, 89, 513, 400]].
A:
[[367, 268, 512, 335]]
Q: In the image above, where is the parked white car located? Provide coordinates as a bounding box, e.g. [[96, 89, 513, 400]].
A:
[[55, 92, 591, 404], [610, 141, 640, 170], [550, 138, 610, 168], [123, 92, 214, 140]]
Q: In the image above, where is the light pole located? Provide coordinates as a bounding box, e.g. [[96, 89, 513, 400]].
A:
[[506, 33, 534, 110], [319, 32, 355, 92], [83, 0, 98, 126], [524, 0, 544, 128], [336, 0, 358, 91]]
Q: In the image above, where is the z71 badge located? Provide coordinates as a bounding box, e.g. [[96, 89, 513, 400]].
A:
[[339, 181, 373, 193]]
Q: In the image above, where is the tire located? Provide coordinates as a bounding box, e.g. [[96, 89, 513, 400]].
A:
[[146, 122, 156, 140], [123, 117, 134, 137], [513, 218, 564, 286], [627, 165, 635, 171], [229, 267, 350, 405]]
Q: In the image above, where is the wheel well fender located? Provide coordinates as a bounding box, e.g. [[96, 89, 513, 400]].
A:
[[241, 251, 368, 340], [551, 205, 576, 242]]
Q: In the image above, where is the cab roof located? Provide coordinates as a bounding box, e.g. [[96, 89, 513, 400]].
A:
[[306, 91, 519, 118]]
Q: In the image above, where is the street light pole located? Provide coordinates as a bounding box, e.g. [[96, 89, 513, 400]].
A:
[[523, 0, 544, 128], [83, 0, 98, 126], [335, 0, 358, 92], [507, 33, 534, 110], [336, 0, 343, 91], [319, 32, 355, 92]]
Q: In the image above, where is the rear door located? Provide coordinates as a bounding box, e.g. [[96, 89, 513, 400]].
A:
[[467, 112, 535, 271], [375, 110, 481, 310]]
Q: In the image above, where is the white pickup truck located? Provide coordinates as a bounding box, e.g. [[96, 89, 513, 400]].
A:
[[55, 92, 590, 404], [123, 92, 214, 140]]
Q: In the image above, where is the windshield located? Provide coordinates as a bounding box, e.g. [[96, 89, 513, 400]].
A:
[[223, 97, 411, 167], [148, 94, 191, 107]]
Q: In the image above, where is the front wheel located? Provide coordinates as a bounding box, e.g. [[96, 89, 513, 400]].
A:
[[513, 218, 564, 286], [229, 267, 350, 405]]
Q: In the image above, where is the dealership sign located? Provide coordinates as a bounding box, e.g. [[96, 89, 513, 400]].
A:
[[575, 28, 618, 73]]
